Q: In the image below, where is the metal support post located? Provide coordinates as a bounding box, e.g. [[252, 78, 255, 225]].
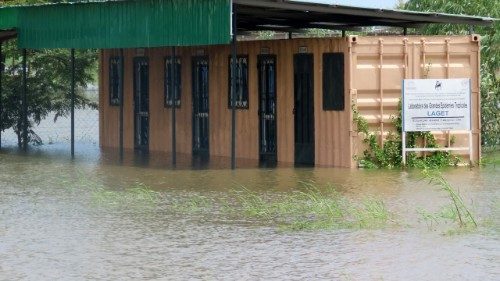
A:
[[119, 48, 124, 160], [70, 49, 75, 158], [21, 49, 28, 151], [402, 131, 406, 166], [230, 6, 237, 169], [171, 46, 177, 166], [0, 42, 3, 150]]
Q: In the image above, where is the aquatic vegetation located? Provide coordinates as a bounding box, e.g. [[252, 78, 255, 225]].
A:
[[479, 148, 500, 166], [90, 182, 162, 207], [70, 171, 482, 234], [231, 182, 394, 231], [418, 168, 478, 233], [171, 194, 212, 213]]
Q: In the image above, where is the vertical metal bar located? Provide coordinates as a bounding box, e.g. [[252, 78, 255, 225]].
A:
[[469, 80, 473, 165], [420, 40, 427, 159], [378, 39, 384, 148], [402, 132, 406, 166], [403, 27, 407, 36], [22, 49, 28, 151], [0, 42, 3, 150], [119, 49, 124, 160], [341, 30, 346, 37], [230, 6, 237, 169], [445, 39, 451, 148], [70, 49, 75, 158], [469, 131, 473, 165], [171, 46, 177, 166], [402, 80, 406, 167]]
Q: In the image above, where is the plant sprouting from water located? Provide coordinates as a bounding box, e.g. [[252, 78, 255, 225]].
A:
[[231, 182, 395, 231], [90, 182, 162, 207], [420, 168, 478, 232], [171, 194, 213, 213], [71, 174, 162, 207]]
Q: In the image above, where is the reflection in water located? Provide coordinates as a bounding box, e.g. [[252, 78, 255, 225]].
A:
[[0, 145, 498, 280]]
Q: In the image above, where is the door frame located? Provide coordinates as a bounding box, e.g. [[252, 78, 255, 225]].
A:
[[293, 53, 315, 166], [191, 56, 210, 156], [257, 54, 278, 163], [133, 56, 150, 151]]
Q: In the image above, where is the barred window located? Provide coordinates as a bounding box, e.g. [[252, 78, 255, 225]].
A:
[[228, 56, 249, 109], [165, 57, 182, 108], [109, 56, 123, 106]]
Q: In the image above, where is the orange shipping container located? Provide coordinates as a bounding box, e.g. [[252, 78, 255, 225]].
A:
[[99, 35, 481, 167]]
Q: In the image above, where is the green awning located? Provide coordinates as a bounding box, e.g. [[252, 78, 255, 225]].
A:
[[0, 6, 18, 30], [0, 0, 231, 49]]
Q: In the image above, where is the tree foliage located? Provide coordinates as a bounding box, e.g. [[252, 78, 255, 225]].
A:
[[1, 42, 98, 146], [1, 0, 98, 146], [403, 0, 500, 147]]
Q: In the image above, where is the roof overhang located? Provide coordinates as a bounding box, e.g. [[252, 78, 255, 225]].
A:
[[0, 30, 17, 42], [234, 0, 495, 32]]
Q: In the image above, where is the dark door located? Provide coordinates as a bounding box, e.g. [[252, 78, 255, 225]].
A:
[[294, 54, 315, 165], [192, 56, 210, 156], [258, 55, 277, 163], [134, 57, 149, 151]]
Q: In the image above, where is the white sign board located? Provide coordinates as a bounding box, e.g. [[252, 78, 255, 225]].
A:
[[402, 79, 471, 132]]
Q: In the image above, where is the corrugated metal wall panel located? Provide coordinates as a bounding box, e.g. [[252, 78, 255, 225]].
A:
[[350, 35, 481, 163], [7, 0, 230, 49]]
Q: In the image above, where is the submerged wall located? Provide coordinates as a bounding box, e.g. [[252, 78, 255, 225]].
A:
[[99, 37, 351, 167], [99, 35, 481, 167]]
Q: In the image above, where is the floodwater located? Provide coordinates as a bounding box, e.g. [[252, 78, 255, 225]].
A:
[[0, 145, 498, 280]]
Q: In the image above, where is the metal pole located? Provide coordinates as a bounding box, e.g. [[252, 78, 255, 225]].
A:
[[21, 49, 28, 151], [402, 131, 406, 166], [70, 49, 75, 158], [341, 30, 346, 37], [469, 131, 473, 166], [230, 6, 237, 169], [403, 27, 408, 36], [171, 46, 177, 166], [119, 49, 124, 160], [0, 42, 3, 150]]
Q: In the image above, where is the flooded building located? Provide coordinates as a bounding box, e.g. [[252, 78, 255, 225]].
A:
[[0, 0, 494, 168]]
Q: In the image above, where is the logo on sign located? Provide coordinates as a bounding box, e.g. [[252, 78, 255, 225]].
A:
[[435, 81, 442, 91]]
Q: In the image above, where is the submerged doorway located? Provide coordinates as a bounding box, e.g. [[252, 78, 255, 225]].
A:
[[192, 56, 210, 156], [258, 55, 277, 163], [293, 54, 315, 166], [133, 57, 149, 151]]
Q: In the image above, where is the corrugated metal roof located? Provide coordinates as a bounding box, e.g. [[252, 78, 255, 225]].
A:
[[234, 0, 495, 31], [0, 6, 18, 30], [0, 0, 231, 49], [0, 0, 496, 49]]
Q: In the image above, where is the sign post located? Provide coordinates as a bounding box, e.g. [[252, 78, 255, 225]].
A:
[[402, 79, 472, 165]]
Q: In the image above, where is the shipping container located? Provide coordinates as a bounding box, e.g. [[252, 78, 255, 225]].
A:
[[98, 35, 481, 167]]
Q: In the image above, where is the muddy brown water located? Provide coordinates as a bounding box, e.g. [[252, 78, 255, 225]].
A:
[[0, 145, 498, 280]]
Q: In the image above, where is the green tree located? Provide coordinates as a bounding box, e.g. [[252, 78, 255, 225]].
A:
[[402, 0, 500, 147], [1, 0, 98, 146], [1, 43, 98, 146]]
